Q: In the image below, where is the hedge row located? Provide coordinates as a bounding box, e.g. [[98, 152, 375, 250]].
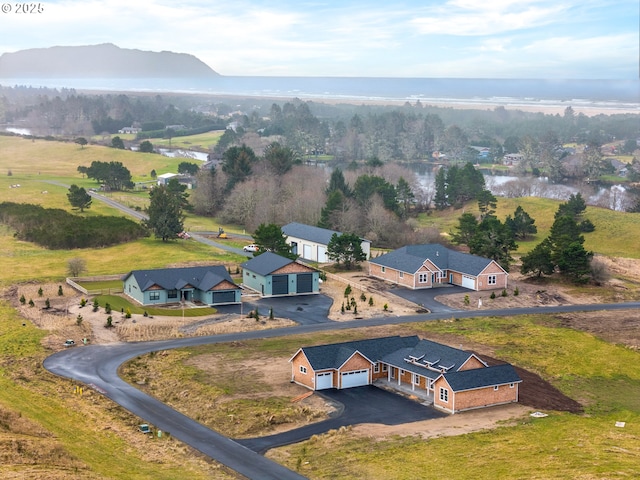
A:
[[0, 202, 148, 249]]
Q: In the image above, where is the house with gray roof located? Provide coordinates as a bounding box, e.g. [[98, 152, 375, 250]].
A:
[[123, 265, 240, 306], [282, 222, 371, 263], [241, 251, 320, 296], [369, 244, 508, 291], [290, 335, 521, 414]]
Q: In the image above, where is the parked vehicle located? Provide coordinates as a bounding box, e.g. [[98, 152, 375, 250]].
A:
[[63, 339, 75, 347], [243, 244, 259, 252]]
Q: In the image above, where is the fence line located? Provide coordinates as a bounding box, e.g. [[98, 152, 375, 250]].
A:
[[66, 274, 125, 296], [323, 271, 368, 293]]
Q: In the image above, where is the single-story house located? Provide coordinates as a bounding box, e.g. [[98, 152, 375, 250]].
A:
[[369, 244, 508, 291], [282, 222, 370, 263], [503, 153, 524, 166], [123, 265, 241, 306], [290, 336, 521, 414], [241, 251, 320, 296]]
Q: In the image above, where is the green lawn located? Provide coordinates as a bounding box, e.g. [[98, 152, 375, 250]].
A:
[[150, 130, 224, 150], [94, 294, 217, 317]]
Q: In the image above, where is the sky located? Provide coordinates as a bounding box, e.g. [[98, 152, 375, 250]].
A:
[[0, 0, 638, 78]]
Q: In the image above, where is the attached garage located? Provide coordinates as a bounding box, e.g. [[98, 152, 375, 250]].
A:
[[461, 275, 476, 290], [272, 274, 289, 295], [340, 369, 369, 388], [211, 290, 237, 305], [296, 273, 313, 293], [315, 372, 333, 390]]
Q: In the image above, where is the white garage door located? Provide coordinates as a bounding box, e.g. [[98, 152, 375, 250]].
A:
[[340, 369, 369, 388], [317, 245, 327, 263], [462, 275, 476, 290], [303, 244, 313, 260], [316, 372, 333, 390]]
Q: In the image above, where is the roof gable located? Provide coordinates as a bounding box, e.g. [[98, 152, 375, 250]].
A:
[[441, 364, 521, 392], [299, 336, 420, 371], [240, 251, 295, 276], [370, 244, 498, 276], [381, 338, 475, 373], [126, 265, 237, 292]]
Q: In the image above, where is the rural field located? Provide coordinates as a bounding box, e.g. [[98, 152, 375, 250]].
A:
[[0, 132, 639, 478]]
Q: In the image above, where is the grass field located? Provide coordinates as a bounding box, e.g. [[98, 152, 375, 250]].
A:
[[150, 130, 224, 150], [94, 294, 217, 317]]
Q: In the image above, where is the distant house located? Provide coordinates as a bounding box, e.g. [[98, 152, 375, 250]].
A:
[[123, 266, 241, 306], [289, 335, 521, 414], [156, 173, 180, 185], [369, 244, 508, 291], [503, 153, 523, 166], [241, 252, 320, 296], [282, 222, 371, 264], [118, 126, 141, 134]]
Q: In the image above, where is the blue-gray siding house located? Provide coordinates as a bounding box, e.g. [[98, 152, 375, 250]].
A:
[[241, 252, 320, 296], [123, 265, 241, 306]]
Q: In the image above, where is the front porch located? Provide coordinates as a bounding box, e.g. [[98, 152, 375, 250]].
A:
[[373, 378, 434, 405]]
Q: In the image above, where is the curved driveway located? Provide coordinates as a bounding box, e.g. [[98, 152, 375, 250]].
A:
[[44, 301, 640, 479]]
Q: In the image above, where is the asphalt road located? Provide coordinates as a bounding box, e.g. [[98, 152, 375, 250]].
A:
[[43, 301, 640, 479]]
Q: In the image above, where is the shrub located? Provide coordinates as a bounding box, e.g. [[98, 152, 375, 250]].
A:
[[44, 298, 51, 309], [105, 316, 113, 328], [344, 285, 352, 298], [359, 292, 367, 302], [269, 307, 274, 320], [490, 291, 496, 299], [38, 287, 43, 297], [92, 299, 99, 312], [80, 298, 86, 307], [464, 295, 470, 306], [28, 299, 34, 307], [19, 294, 26, 305], [57, 285, 64, 296], [105, 303, 112, 314], [501, 288, 508, 297], [125, 308, 131, 319], [514, 287, 519, 296], [143, 311, 148, 317], [383, 303, 388, 311], [353, 304, 358, 315], [76, 314, 83, 326], [341, 302, 345, 313], [368, 297, 374, 306]]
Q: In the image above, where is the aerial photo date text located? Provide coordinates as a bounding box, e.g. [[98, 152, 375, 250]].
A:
[[1, 2, 44, 13]]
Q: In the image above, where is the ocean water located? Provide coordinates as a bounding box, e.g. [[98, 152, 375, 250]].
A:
[[1, 76, 638, 110]]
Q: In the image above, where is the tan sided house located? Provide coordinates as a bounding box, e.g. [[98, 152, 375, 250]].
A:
[[290, 335, 521, 414], [369, 244, 508, 291]]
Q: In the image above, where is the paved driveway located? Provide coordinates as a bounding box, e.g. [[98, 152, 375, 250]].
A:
[[388, 285, 468, 313], [236, 386, 445, 453], [217, 294, 334, 325]]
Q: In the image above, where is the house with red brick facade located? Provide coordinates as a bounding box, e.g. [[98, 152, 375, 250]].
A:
[[369, 244, 508, 291], [290, 336, 521, 414]]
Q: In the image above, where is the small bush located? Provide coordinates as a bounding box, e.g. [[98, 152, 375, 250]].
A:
[[359, 292, 367, 302], [76, 314, 83, 326], [368, 297, 374, 307], [383, 303, 388, 312], [341, 302, 345, 313], [490, 291, 496, 299], [28, 299, 34, 307], [92, 299, 99, 312], [19, 294, 26, 305], [344, 285, 352, 298], [80, 298, 86, 307], [514, 287, 519, 296], [125, 308, 131, 319], [464, 295, 470, 306], [501, 289, 508, 297], [105, 316, 113, 328], [143, 311, 148, 317], [105, 303, 112, 314], [57, 285, 64, 296], [38, 287, 43, 297], [44, 298, 50, 309], [353, 304, 358, 315]]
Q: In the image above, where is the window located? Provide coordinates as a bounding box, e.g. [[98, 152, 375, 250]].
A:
[[439, 387, 448, 402], [381, 266, 386, 273], [168, 290, 178, 299], [418, 273, 428, 283], [413, 374, 420, 385], [149, 292, 160, 301], [374, 363, 380, 373], [488, 274, 497, 285], [382, 364, 388, 372], [399, 271, 404, 279], [494, 385, 499, 391], [439, 270, 447, 279], [510, 383, 514, 388], [300, 366, 307, 374]]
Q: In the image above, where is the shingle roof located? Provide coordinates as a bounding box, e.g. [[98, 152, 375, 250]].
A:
[[370, 244, 496, 276], [124, 266, 237, 292], [282, 222, 342, 246], [442, 364, 521, 392], [381, 339, 476, 373], [240, 251, 295, 276], [299, 336, 420, 370]]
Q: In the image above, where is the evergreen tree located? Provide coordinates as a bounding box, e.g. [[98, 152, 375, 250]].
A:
[[327, 233, 366, 270], [505, 205, 538, 239], [395, 177, 415, 218], [222, 144, 257, 190], [318, 190, 345, 229], [144, 184, 185, 241], [477, 189, 497, 220], [252, 223, 295, 259], [326, 168, 351, 196], [556, 241, 593, 284], [468, 216, 517, 271], [66, 184, 92, 212], [434, 167, 448, 210], [520, 239, 555, 277], [451, 212, 478, 246], [111, 136, 125, 149]]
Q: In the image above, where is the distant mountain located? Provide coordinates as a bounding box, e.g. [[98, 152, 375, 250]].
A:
[[0, 43, 219, 78]]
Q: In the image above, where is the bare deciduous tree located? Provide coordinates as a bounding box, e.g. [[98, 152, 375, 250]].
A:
[[67, 257, 87, 277]]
